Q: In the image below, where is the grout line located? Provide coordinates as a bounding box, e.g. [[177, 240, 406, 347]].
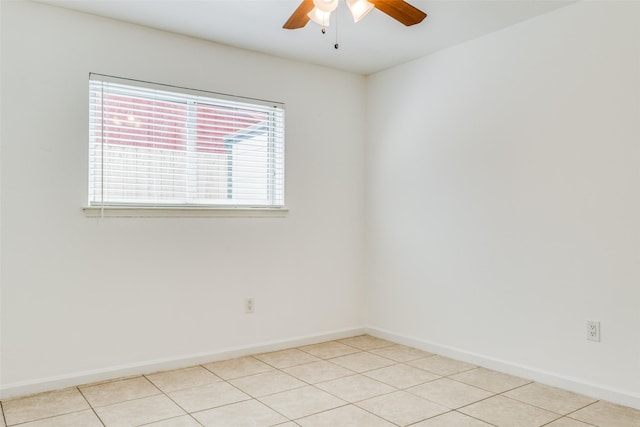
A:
[[139, 374, 199, 426], [189, 413, 206, 427], [453, 410, 500, 427], [565, 399, 601, 416], [294, 341, 362, 359], [80, 383, 164, 410], [562, 400, 603, 426], [240, 355, 351, 422], [450, 390, 499, 412], [406, 359, 477, 378], [443, 370, 533, 396], [309, 377, 397, 404], [156, 375, 249, 422], [538, 413, 601, 427], [496, 392, 564, 416], [76, 386, 107, 427], [4, 387, 101, 426], [241, 383, 310, 400], [247, 368, 311, 423], [251, 399, 298, 424], [497, 383, 601, 418], [537, 417, 564, 427], [5, 408, 100, 427], [290, 402, 352, 425], [401, 410, 465, 427], [349, 402, 403, 426], [195, 364, 225, 383], [199, 354, 277, 380], [0, 401, 6, 427], [136, 413, 204, 427]]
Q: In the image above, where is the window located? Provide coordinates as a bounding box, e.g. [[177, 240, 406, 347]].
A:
[[88, 74, 285, 210]]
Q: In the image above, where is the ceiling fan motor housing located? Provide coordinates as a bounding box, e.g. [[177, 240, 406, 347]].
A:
[[313, 0, 339, 13]]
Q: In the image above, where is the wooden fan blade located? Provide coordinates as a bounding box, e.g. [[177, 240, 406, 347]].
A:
[[370, 0, 427, 26], [283, 0, 314, 29]]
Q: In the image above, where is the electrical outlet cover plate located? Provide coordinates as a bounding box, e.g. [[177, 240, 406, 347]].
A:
[[587, 320, 600, 342], [245, 297, 255, 314]]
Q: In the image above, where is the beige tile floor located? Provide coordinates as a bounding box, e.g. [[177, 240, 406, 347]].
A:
[[2, 335, 640, 426]]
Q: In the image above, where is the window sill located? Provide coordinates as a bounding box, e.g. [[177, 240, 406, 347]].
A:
[[83, 206, 289, 218]]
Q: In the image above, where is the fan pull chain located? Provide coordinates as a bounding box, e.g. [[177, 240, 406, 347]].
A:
[[321, 10, 327, 34], [334, 5, 339, 50]]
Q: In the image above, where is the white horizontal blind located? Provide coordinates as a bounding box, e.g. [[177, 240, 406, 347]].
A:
[[89, 75, 285, 208]]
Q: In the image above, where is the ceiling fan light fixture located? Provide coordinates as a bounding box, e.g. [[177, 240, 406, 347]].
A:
[[312, 0, 339, 13], [346, 0, 374, 23], [307, 7, 332, 26]]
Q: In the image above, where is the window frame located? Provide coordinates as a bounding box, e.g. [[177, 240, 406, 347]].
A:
[[84, 74, 286, 217]]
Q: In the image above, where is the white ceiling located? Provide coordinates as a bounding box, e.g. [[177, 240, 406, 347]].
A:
[[41, 0, 574, 75]]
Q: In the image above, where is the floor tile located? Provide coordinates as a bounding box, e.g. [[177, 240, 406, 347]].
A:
[[330, 352, 395, 373], [544, 418, 595, 427], [450, 367, 531, 393], [284, 361, 353, 384], [229, 370, 306, 397], [193, 399, 288, 427], [357, 390, 449, 426], [168, 381, 251, 412], [2, 388, 89, 425], [315, 374, 395, 403], [370, 344, 433, 362], [140, 415, 202, 426], [410, 411, 493, 426], [298, 341, 361, 359], [296, 404, 395, 427], [504, 383, 596, 415], [459, 395, 560, 427], [258, 385, 346, 419], [204, 356, 273, 380], [364, 364, 440, 389], [274, 423, 300, 427], [14, 410, 103, 427], [338, 335, 394, 350], [408, 378, 493, 409], [95, 394, 185, 427], [408, 356, 476, 377], [569, 400, 640, 427], [255, 349, 321, 369], [80, 376, 160, 407], [146, 366, 221, 393]]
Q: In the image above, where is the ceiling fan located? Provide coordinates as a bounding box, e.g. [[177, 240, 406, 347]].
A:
[[283, 0, 427, 30]]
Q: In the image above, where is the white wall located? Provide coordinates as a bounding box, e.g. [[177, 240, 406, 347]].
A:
[[2, 0, 639, 410], [0, 1, 366, 396], [366, 1, 640, 408]]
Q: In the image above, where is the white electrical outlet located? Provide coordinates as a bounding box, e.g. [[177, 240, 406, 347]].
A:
[[587, 321, 600, 342], [245, 297, 255, 314]]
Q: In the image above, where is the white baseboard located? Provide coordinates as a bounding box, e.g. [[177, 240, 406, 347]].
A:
[[366, 326, 640, 410], [6, 325, 638, 411], [0, 326, 366, 400]]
